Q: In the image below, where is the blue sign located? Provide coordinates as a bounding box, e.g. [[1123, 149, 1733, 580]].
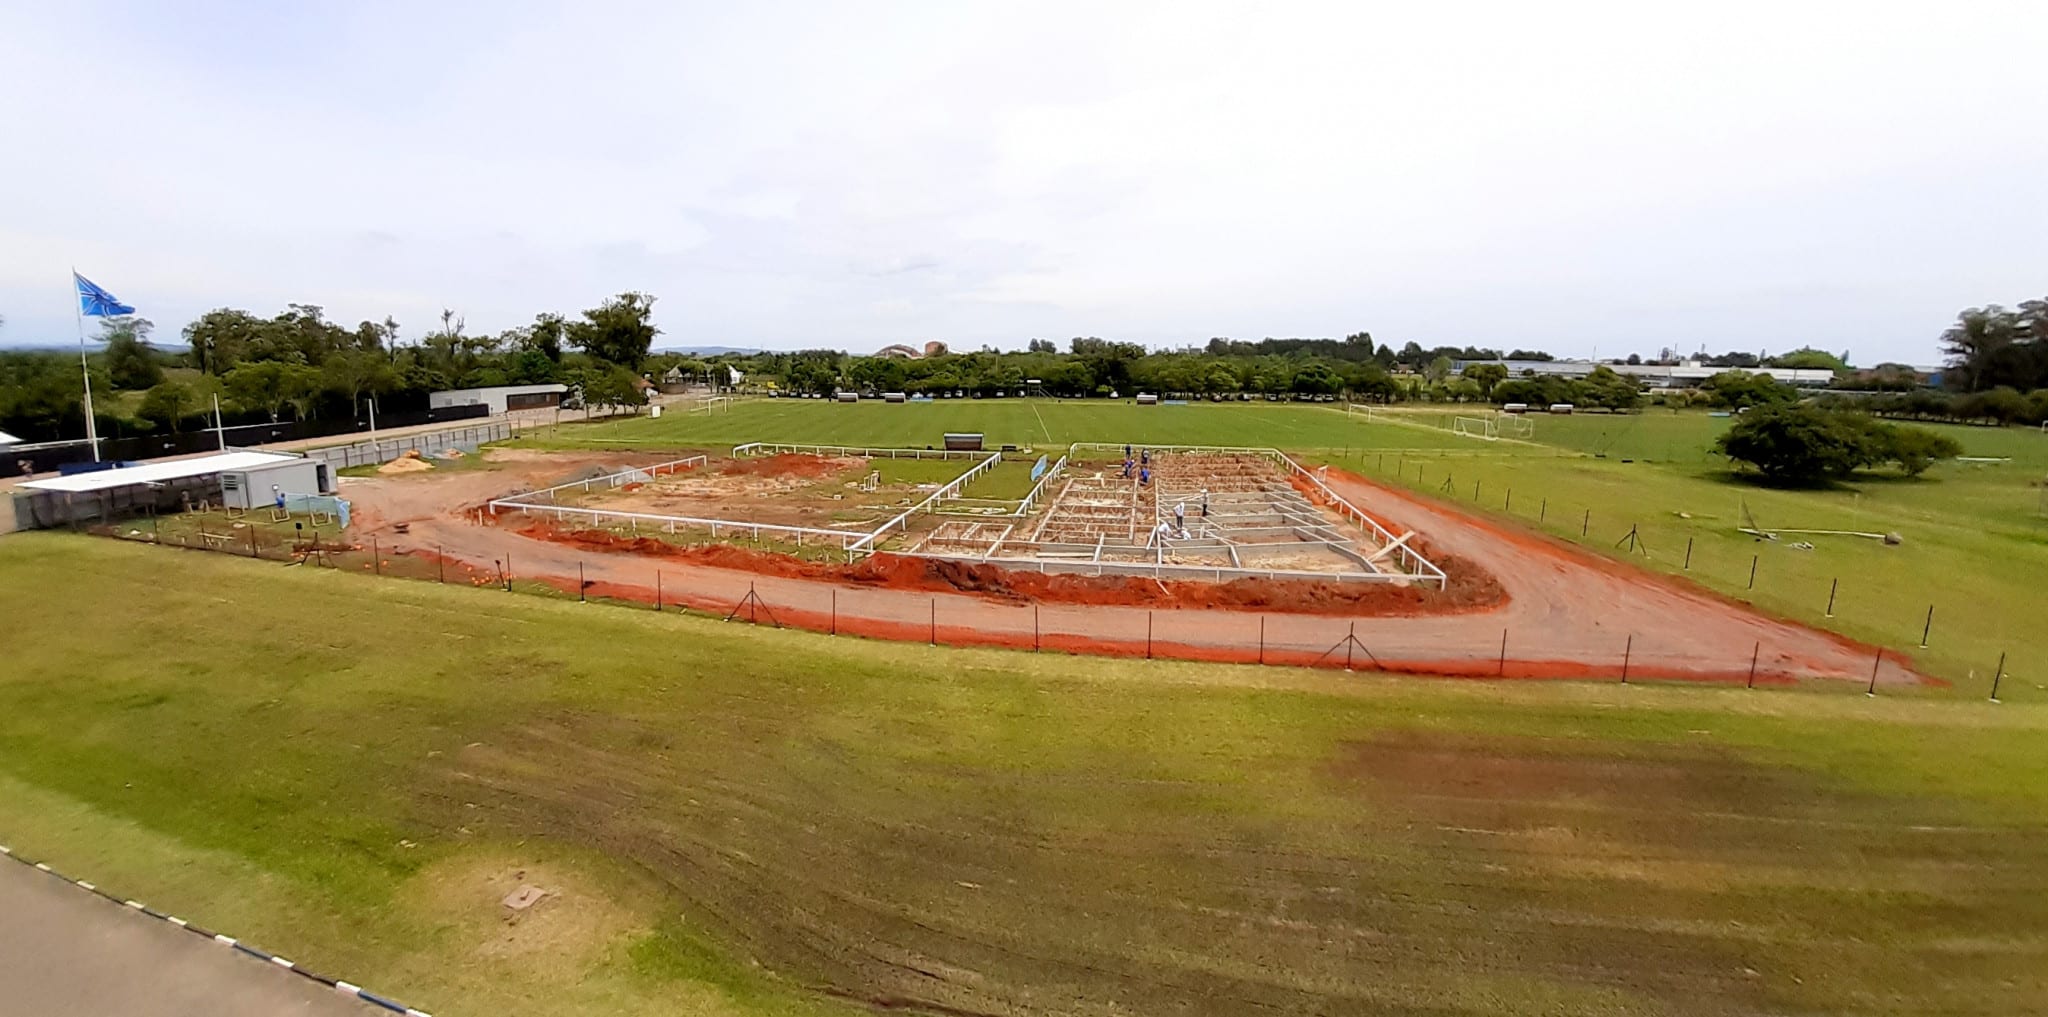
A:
[[1030, 455, 1048, 481]]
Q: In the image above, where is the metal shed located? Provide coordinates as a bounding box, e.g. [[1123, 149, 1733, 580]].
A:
[[218, 458, 334, 511]]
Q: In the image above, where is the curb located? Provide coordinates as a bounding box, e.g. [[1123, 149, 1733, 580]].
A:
[[0, 843, 433, 1016]]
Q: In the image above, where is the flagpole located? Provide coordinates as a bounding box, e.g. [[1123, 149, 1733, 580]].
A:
[[214, 393, 226, 451], [70, 268, 101, 462]]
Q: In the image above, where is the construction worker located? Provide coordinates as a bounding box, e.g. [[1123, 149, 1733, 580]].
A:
[[1174, 500, 1186, 530], [1122, 457, 1134, 478], [1139, 466, 1151, 487], [1200, 487, 1210, 518]]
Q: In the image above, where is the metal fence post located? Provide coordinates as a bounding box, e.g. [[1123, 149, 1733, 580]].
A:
[[1620, 634, 1632, 683], [1747, 641, 1759, 688]]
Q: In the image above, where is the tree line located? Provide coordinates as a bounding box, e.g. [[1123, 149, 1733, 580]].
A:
[[0, 293, 661, 442]]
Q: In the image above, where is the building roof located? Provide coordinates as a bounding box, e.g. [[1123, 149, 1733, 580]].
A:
[[0, 430, 19, 447], [429, 383, 568, 397], [17, 450, 300, 494]]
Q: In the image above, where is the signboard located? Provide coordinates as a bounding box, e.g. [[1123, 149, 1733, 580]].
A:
[[1030, 455, 1048, 482]]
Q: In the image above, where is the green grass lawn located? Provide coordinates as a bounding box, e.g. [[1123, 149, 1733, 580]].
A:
[[519, 398, 1471, 454], [2, 534, 2045, 1016], [1309, 416, 2048, 699]]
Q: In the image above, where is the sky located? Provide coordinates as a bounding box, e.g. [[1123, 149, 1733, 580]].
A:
[[1, 1, 2044, 364]]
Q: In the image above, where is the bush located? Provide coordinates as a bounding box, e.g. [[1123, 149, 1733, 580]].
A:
[[1882, 426, 1963, 477], [1715, 404, 1886, 482]]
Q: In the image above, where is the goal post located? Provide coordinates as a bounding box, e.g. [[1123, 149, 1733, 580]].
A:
[[1451, 416, 1499, 441], [1497, 413, 1535, 439]]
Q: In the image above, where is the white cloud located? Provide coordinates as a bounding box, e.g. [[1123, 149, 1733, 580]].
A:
[[0, 0, 2043, 363]]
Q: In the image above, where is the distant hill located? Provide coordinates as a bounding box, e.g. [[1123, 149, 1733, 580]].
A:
[[655, 345, 763, 357]]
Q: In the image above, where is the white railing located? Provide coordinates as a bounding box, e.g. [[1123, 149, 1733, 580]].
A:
[[494, 456, 707, 505], [490, 502, 867, 549], [1064, 441, 1445, 588], [848, 451, 1004, 553], [1275, 452, 1447, 587], [1014, 455, 1068, 516]]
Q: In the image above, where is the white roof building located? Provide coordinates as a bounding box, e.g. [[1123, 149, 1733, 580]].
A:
[[17, 450, 300, 494], [0, 430, 20, 447]]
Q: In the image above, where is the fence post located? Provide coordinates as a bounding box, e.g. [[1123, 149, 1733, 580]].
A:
[[1258, 615, 1265, 665], [1147, 611, 1154, 660], [930, 597, 936, 646], [578, 561, 586, 602], [250, 525, 260, 557], [1747, 641, 1760, 688], [505, 552, 513, 591], [657, 571, 663, 612], [1919, 605, 1933, 648], [438, 545, 445, 584], [1825, 578, 1837, 617], [1990, 652, 2006, 702], [1683, 537, 1693, 570], [372, 536, 380, 574], [1867, 648, 1882, 696], [1540, 497, 1547, 523], [1747, 554, 1758, 590], [1498, 628, 1507, 676], [1621, 634, 1632, 683], [1033, 604, 1040, 652], [1581, 509, 1589, 537]]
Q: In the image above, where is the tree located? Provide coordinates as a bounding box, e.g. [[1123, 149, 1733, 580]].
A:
[[569, 292, 658, 369], [525, 313, 567, 363], [1580, 365, 1643, 412], [1882, 426, 1962, 477], [224, 361, 320, 422], [575, 364, 647, 416], [137, 379, 198, 433], [1715, 404, 1887, 483], [1027, 338, 1057, 354], [1940, 305, 2019, 392], [1464, 363, 1508, 399], [322, 348, 394, 412], [1701, 370, 1796, 409], [1768, 347, 1850, 372], [184, 308, 266, 374], [100, 317, 163, 389]]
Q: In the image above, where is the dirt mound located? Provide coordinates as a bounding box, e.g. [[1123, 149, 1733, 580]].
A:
[[511, 520, 1504, 617], [721, 453, 861, 479], [379, 453, 435, 474]]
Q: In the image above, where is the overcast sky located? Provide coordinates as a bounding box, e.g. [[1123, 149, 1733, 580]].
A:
[[2, 1, 2043, 363]]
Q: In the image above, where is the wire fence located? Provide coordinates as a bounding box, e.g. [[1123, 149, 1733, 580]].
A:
[[305, 422, 513, 471], [70, 519, 2011, 701]]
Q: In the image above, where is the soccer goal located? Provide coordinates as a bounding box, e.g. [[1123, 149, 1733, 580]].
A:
[[1346, 403, 1389, 423], [1498, 414, 1535, 439], [1452, 416, 1499, 441]]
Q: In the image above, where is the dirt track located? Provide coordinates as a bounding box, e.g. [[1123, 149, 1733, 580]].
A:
[[345, 458, 1925, 686]]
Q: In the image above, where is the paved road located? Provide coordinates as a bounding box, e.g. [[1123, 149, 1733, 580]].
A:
[[0, 859, 371, 1017]]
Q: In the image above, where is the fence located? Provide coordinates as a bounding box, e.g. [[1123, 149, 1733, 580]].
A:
[[849, 452, 1005, 553], [731, 442, 993, 460], [490, 456, 708, 504], [71, 526, 1987, 697], [306, 421, 512, 471], [3, 404, 492, 478]]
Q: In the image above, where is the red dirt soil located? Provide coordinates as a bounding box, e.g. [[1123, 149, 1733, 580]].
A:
[[721, 453, 859, 479], [344, 451, 1935, 687], [513, 519, 1506, 617]]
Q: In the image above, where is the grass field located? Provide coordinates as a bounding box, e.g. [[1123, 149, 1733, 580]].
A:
[[520, 398, 1472, 453], [2, 535, 2046, 1016], [525, 399, 2048, 699]]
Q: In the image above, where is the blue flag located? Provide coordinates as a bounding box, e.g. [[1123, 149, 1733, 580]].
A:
[[75, 273, 135, 317]]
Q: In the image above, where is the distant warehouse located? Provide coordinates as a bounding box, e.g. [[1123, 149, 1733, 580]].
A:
[[428, 383, 567, 415]]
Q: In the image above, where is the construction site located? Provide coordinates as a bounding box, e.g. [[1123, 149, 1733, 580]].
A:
[[483, 441, 1448, 588]]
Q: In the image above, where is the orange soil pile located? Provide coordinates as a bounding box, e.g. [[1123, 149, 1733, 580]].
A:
[[721, 453, 857, 479], [513, 520, 1504, 617]]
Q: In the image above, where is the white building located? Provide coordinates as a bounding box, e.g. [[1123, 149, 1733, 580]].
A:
[[427, 383, 567, 414], [1456, 360, 1835, 390]]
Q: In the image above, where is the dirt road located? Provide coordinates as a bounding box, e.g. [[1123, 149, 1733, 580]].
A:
[[348, 459, 1924, 686], [0, 858, 369, 1016]]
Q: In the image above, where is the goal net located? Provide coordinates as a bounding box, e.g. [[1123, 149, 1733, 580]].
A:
[[1346, 403, 1389, 422], [1452, 416, 1499, 441], [1498, 414, 1535, 439]]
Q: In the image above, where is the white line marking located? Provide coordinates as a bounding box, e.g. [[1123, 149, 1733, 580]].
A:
[[214, 934, 236, 947], [335, 982, 361, 996], [167, 917, 188, 927]]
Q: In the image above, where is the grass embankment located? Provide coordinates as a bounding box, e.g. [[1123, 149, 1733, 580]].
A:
[[2, 534, 2046, 1016]]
